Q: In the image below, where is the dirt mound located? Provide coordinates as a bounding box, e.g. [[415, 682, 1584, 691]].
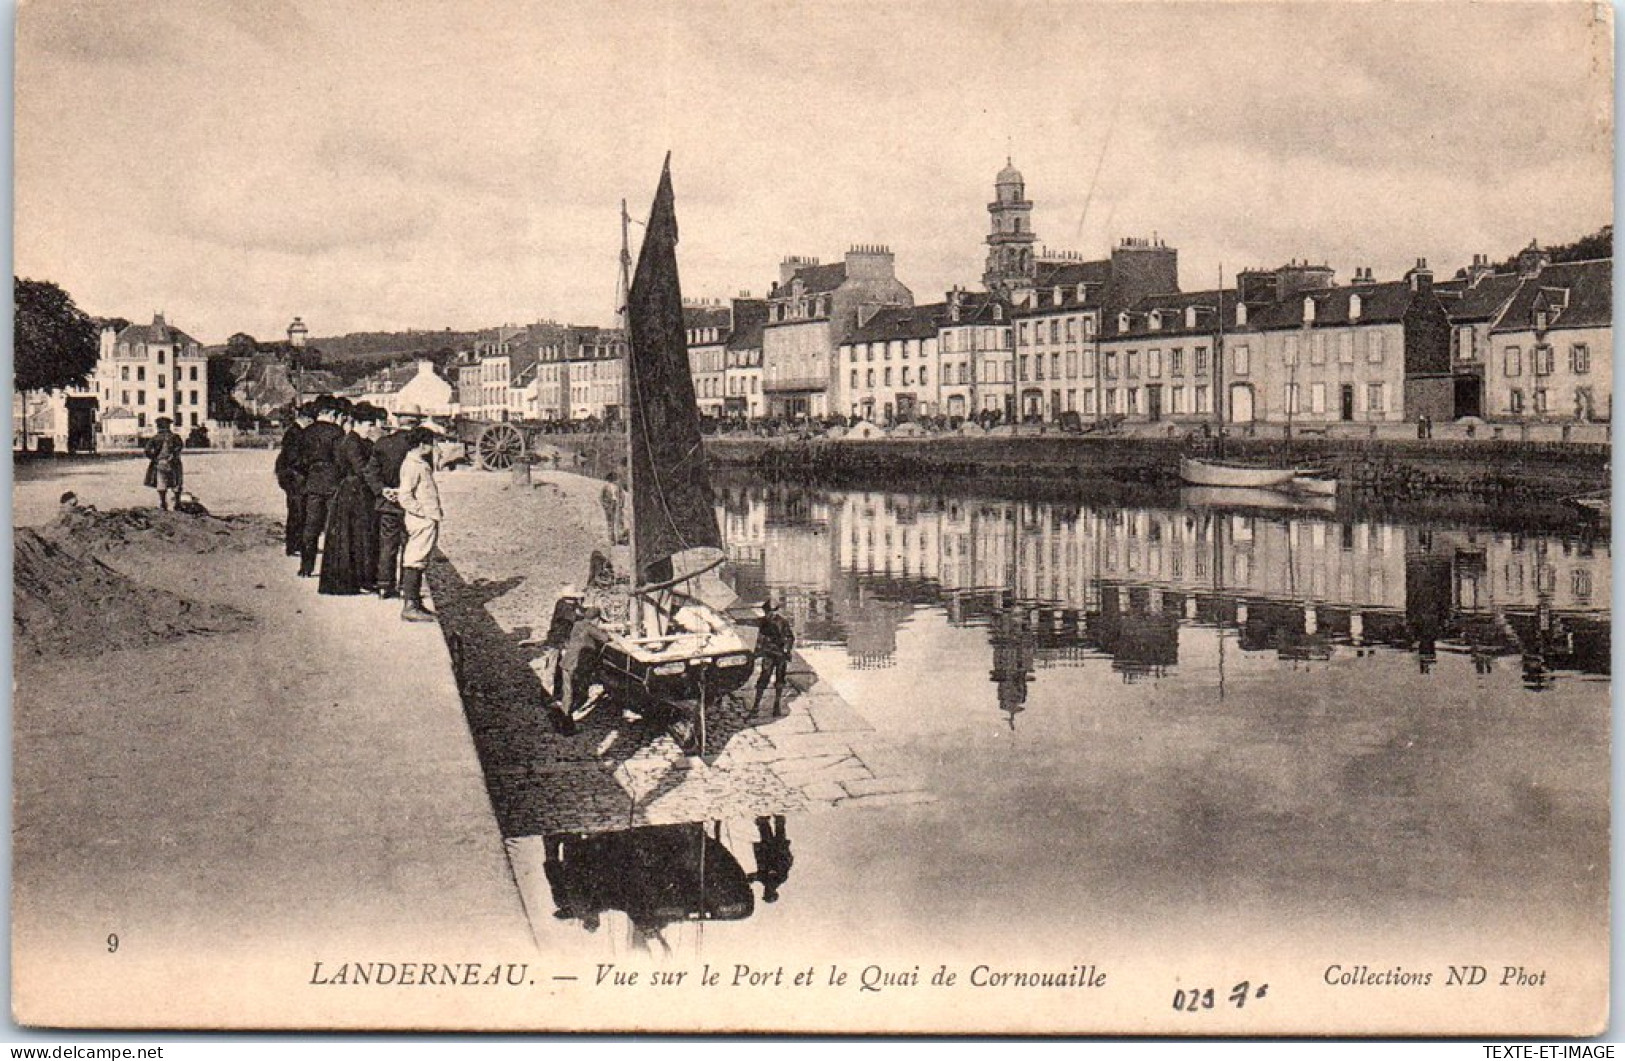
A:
[[14, 529, 254, 662], [40, 506, 282, 555]]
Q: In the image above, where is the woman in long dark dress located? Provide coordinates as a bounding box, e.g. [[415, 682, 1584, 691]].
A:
[[141, 417, 184, 510], [319, 407, 379, 595]]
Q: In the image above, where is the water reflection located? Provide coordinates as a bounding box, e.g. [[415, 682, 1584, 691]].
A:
[[717, 480, 1610, 712], [538, 822, 760, 951]]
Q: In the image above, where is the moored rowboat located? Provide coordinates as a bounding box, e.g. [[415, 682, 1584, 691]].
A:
[[1180, 456, 1297, 489]]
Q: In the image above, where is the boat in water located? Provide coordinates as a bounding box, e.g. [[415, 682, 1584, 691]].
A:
[[1565, 490, 1611, 519], [584, 158, 756, 750], [1289, 468, 1339, 497], [1180, 485, 1336, 515], [1180, 456, 1298, 489]]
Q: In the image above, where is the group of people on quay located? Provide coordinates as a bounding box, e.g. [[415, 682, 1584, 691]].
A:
[[274, 396, 444, 622]]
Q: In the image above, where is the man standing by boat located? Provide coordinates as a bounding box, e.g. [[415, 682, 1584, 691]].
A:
[[752, 599, 795, 716]]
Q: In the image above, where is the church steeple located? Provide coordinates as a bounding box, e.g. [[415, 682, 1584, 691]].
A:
[[983, 158, 1037, 295]]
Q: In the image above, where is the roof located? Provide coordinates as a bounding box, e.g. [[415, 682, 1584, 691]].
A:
[[725, 299, 769, 351], [116, 314, 200, 349], [941, 291, 1011, 325], [845, 303, 945, 344], [1491, 258, 1612, 334], [683, 304, 733, 332], [1435, 272, 1523, 323], [778, 261, 847, 297], [1240, 279, 1416, 331], [1107, 289, 1238, 340], [1015, 259, 1116, 316]]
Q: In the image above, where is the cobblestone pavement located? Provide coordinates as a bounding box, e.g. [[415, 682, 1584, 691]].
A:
[[429, 467, 932, 840]]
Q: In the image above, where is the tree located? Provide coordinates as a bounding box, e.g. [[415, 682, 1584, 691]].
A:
[[15, 278, 99, 394]]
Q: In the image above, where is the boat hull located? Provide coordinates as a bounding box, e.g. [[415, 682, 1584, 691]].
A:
[[590, 634, 757, 707], [1181, 486, 1336, 515], [1290, 473, 1338, 497], [1180, 457, 1298, 489]]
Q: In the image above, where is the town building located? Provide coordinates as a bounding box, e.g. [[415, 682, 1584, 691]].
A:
[[836, 303, 945, 422], [537, 326, 627, 421], [1435, 255, 1524, 420], [762, 246, 913, 420], [93, 313, 209, 445], [684, 300, 733, 418], [359, 359, 453, 415], [1091, 288, 1231, 425], [723, 297, 769, 419], [936, 289, 1013, 421], [1484, 253, 1611, 422]]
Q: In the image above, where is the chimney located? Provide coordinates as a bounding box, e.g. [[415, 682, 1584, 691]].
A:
[[1406, 257, 1434, 293]]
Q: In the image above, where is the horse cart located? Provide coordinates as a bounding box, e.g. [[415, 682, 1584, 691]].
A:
[[449, 417, 622, 476]]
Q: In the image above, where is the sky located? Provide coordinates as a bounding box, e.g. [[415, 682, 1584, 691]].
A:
[[13, 0, 1616, 345]]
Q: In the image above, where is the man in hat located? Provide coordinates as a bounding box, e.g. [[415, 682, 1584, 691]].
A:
[[296, 397, 347, 577], [394, 426, 442, 622], [142, 416, 185, 510], [275, 404, 315, 555], [542, 583, 586, 694], [362, 404, 426, 598], [752, 599, 795, 716]]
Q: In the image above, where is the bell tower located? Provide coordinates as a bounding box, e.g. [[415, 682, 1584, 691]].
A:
[[983, 159, 1037, 295]]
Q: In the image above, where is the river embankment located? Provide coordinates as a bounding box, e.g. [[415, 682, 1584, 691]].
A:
[[703, 434, 1610, 506]]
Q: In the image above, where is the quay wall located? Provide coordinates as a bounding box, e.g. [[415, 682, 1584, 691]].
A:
[[703, 435, 1611, 505]]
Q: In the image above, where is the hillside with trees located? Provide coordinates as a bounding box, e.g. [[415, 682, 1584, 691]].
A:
[[1488, 225, 1612, 272]]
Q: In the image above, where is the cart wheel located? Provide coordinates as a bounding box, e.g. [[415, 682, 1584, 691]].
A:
[[476, 422, 525, 471]]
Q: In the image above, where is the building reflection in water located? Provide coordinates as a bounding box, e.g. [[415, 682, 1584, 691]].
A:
[[717, 479, 1610, 698], [541, 818, 795, 951]]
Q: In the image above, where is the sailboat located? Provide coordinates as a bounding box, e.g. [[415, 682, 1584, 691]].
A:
[[1180, 271, 1298, 490], [586, 158, 756, 748]]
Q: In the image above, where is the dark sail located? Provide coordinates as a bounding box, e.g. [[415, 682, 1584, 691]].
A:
[[626, 157, 723, 587]]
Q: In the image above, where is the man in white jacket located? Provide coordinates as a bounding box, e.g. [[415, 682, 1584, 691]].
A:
[[392, 427, 442, 623]]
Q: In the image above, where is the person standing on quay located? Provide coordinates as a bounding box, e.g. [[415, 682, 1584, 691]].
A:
[[296, 398, 347, 578], [752, 599, 795, 716], [364, 405, 425, 599], [274, 404, 314, 556], [394, 426, 442, 623], [319, 405, 381, 595], [600, 471, 628, 545], [142, 417, 184, 511]]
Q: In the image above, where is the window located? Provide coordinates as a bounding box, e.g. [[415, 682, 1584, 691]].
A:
[[1194, 347, 1209, 377], [1195, 386, 1210, 414], [1105, 388, 1117, 413], [121, 390, 129, 405], [1050, 353, 1060, 379], [138, 413, 146, 428], [1284, 335, 1299, 366], [850, 347, 858, 362], [190, 390, 199, 405], [1127, 388, 1140, 415], [157, 398, 166, 413], [120, 366, 130, 381], [1082, 349, 1096, 377], [1066, 388, 1075, 410], [1534, 345, 1554, 375], [851, 370, 859, 389], [1147, 349, 1162, 378], [1311, 382, 1326, 415], [902, 368, 912, 386], [1171, 386, 1184, 414], [885, 342, 894, 361], [1083, 389, 1097, 415], [1019, 322, 1031, 345], [866, 369, 874, 387], [190, 412, 199, 427], [1126, 350, 1140, 378], [1570, 344, 1590, 374], [1065, 318, 1077, 342], [1368, 333, 1385, 364], [1104, 352, 1119, 380], [1232, 344, 1250, 376], [138, 389, 146, 405], [1365, 383, 1384, 414], [157, 349, 165, 365], [1170, 348, 1183, 376], [1504, 345, 1522, 377], [1285, 383, 1300, 415], [884, 368, 892, 386], [866, 344, 874, 362], [158, 375, 166, 389], [1049, 320, 1060, 344], [920, 367, 928, 386], [1533, 388, 1548, 414], [137, 366, 146, 382]]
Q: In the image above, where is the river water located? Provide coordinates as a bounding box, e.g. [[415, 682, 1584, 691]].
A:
[[519, 476, 1609, 1027]]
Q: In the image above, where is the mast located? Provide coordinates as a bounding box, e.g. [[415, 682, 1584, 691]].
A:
[[619, 198, 638, 590], [1215, 263, 1226, 459]]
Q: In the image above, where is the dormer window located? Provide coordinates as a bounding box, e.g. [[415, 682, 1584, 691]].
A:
[[1149, 311, 1162, 332], [1302, 296, 1316, 324], [1349, 294, 1362, 320], [1185, 306, 1197, 329], [1236, 303, 1248, 326], [1052, 287, 1063, 307], [1535, 310, 1548, 330], [1118, 312, 1130, 334], [993, 304, 1003, 322]]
